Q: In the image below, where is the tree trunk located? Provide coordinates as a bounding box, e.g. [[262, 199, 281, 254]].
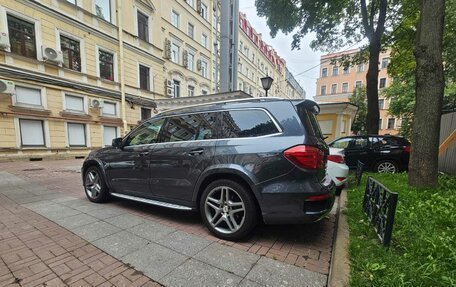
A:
[[408, 0, 445, 187], [365, 39, 381, 134]]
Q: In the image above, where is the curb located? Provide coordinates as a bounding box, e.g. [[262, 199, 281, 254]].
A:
[[328, 190, 350, 287]]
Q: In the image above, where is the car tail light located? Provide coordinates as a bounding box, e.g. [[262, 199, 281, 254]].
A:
[[284, 145, 325, 169], [336, 177, 346, 181], [327, 154, 345, 164], [306, 194, 331, 201], [404, 146, 411, 153]]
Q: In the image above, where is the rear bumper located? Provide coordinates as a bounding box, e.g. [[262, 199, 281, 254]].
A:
[[259, 176, 336, 225]]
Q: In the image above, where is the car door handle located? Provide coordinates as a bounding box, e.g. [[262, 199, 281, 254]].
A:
[[188, 149, 204, 156], [140, 151, 151, 157]]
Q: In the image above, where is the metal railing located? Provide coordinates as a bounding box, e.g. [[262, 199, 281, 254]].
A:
[[362, 176, 398, 246], [356, 160, 365, 186]]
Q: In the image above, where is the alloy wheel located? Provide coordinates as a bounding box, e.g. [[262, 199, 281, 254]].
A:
[[204, 186, 246, 234], [85, 170, 101, 198], [377, 162, 396, 173]]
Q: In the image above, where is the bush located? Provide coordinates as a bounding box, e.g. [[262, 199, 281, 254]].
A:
[[346, 173, 456, 287]]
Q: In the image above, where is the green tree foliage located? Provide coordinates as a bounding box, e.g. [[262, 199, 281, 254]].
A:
[[384, 0, 456, 138], [350, 87, 368, 134], [256, 0, 402, 134]]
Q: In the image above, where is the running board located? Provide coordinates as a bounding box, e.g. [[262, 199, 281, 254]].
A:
[[110, 193, 193, 211]]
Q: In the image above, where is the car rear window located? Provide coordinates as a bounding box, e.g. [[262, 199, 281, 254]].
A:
[[296, 107, 324, 139], [222, 110, 279, 138]]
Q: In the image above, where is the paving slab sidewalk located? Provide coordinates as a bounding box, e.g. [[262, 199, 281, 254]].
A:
[[0, 168, 330, 287]]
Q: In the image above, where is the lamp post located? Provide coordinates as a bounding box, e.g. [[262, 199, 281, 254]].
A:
[[260, 76, 273, 97]]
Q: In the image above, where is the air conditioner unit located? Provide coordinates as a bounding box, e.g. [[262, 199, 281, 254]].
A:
[[166, 79, 173, 87], [0, 79, 15, 95], [42, 46, 64, 64], [166, 87, 174, 97], [0, 32, 10, 51], [89, 98, 104, 108]]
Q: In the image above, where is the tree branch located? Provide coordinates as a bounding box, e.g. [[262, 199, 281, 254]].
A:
[[360, 0, 374, 40], [375, 0, 388, 40]]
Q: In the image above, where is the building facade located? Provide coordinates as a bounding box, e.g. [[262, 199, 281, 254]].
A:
[[314, 49, 400, 135], [0, 0, 305, 161]]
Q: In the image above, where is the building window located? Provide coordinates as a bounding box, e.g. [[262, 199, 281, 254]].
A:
[[201, 33, 208, 48], [186, 0, 194, 7], [7, 15, 36, 59], [331, 84, 337, 94], [60, 35, 81, 71], [322, 68, 328, 77], [139, 65, 150, 90], [379, 118, 383, 129], [387, 118, 395, 129], [103, 101, 117, 116], [95, 0, 111, 22], [141, 107, 151, 120], [103, 126, 117, 147], [343, 65, 349, 74], [357, 63, 364, 72], [332, 66, 339, 76], [66, 0, 76, 4], [137, 11, 149, 42], [188, 23, 194, 38], [173, 80, 180, 98], [67, 123, 86, 147], [171, 10, 180, 28], [381, 58, 390, 69], [379, 78, 387, 88], [201, 60, 208, 78], [99, 49, 114, 81], [201, 3, 208, 20], [342, 82, 349, 93], [15, 86, 42, 107], [188, 85, 195, 97], [378, 99, 385, 109], [65, 95, 84, 113], [320, 85, 326, 96], [19, 119, 45, 146], [187, 53, 194, 71], [355, 80, 362, 88], [201, 89, 208, 95], [171, 43, 180, 64]]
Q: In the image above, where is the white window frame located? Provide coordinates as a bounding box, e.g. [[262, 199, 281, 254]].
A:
[[171, 10, 180, 28], [357, 63, 365, 72], [63, 93, 88, 114], [188, 22, 194, 39], [320, 85, 326, 95], [188, 85, 195, 97], [322, 68, 328, 77], [379, 77, 387, 89], [137, 62, 154, 91], [4, 9, 43, 60], [332, 66, 339, 76], [342, 82, 349, 93], [12, 84, 47, 109], [92, 0, 116, 24], [331, 84, 337, 94], [201, 33, 208, 48], [187, 52, 194, 71], [171, 43, 180, 64], [355, 80, 362, 88], [186, 0, 195, 8], [201, 60, 208, 78], [381, 57, 390, 69], [96, 45, 118, 82], [134, 7, 152, 43], [56, 30, 86, 73], [65, 122, 90, 147], [201, 3, 208, 20], [102, 101, 118, 117], [102, 125, 119, 147]]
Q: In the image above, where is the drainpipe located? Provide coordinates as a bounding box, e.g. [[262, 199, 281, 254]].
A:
[[117, 0, 127, 135]]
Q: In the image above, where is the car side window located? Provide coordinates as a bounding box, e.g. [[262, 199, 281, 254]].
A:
[[159, 112, 217, 143], [350, 138, 368, 149], [124, 118, 165, 146], [331, 138, 351, 149], [222, 110, 279, 138]]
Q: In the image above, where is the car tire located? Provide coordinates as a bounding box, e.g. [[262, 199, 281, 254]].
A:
[[374, 160, 398, 173], [200, 179, 258, 241], [83, 166, 110, 203]]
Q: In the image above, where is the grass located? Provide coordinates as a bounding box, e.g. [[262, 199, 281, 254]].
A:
[[345, 172, 456, 287]]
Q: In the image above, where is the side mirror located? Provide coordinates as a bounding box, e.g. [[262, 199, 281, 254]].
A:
[[112, 137, 123, 148]]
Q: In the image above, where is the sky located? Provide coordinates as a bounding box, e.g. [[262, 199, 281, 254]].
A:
[[239, 0, 323, 99]]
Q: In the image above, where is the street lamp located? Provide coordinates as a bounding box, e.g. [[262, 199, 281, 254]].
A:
[[260, 76, 273, 97]]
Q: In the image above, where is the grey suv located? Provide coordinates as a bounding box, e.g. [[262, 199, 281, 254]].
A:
[[82, 98, 335, 240]]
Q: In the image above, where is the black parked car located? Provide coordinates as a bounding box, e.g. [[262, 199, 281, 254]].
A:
[[81, 98, 335, 240], [328, 135, 411, 173]]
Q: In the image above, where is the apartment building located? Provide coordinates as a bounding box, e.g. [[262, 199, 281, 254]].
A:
[[0, 0, 305, 161], [237, 12, 305, 99], [314, 49, 400, 135]]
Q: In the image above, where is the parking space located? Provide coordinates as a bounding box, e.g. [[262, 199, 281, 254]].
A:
[[0, 159, 337, 286]]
